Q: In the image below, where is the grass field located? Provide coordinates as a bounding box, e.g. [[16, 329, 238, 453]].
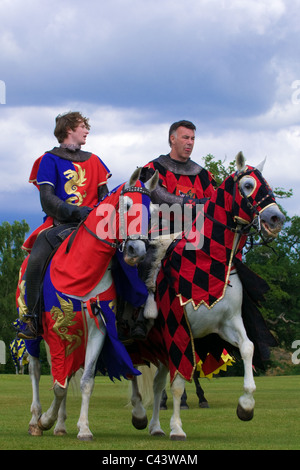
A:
[[0, 373, 299, 451]]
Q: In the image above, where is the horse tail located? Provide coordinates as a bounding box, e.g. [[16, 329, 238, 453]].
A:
[[134, 364, 157, 407]]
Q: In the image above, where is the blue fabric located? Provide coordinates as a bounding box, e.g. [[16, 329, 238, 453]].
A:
[[25, 336, 42, 358], [96, 300, 141, 381], [113, 250, 148, 307]]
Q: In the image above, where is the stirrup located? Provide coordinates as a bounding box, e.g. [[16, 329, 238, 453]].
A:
[[16, 322, 38, 340], [23, 313, 35, 319]]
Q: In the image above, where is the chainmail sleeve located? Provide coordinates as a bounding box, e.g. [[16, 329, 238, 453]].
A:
[[39, 184, 82, 223], [150, 183, 184, 207]]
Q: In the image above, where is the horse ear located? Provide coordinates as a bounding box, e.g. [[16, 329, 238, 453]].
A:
[[235, 151, 246, 173], [256, 156, 267, 173], [145, 170, 159, 192], [129, 167, 142, 186]]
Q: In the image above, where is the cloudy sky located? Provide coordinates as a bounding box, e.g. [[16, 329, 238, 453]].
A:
[[1, 0, 300, 234]]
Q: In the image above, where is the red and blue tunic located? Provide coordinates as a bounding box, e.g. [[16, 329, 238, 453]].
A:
[[23, 151, 111, 252]]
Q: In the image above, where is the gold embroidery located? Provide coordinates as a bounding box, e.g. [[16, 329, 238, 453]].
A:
[[17, 279, 29, 323], [64, 164, 87, 205], [108, 299, 117, 314], [50, 293, 83, 357]]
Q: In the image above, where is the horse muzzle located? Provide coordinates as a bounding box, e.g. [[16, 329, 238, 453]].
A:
[[260, 204, 285, 238], [123, 239, 147, 266]]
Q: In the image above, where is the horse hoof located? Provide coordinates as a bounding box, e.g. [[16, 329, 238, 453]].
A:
[[77, 433, 93, 441], [180, 404, 189, 410], [54, 429, 67, 436], [28, 424, 43, 436], [236, 404, 254, 421], [132, 415, 148, 430], [152, 430, 166, 437], [170, 434, 186, 441], [199, 401, 209, 408]]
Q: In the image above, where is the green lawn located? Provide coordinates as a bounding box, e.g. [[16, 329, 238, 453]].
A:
[[0, 374, 299, 450]]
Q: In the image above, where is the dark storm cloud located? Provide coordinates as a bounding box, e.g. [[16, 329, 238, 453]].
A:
[[1, 0, 300, 228]]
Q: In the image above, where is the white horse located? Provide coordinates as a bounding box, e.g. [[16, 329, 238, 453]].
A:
[[17, 168, 158, 440], [129, 153, 285, 440]]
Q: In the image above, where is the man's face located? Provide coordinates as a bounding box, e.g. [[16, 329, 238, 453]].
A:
[[67, 121, 89, 146], [170, 126, 195, 162]]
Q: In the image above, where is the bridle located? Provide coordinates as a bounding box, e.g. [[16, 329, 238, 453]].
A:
[[233, 168, 275, 238], [81, 183, 151, 252], [204, 168, 275, 239]]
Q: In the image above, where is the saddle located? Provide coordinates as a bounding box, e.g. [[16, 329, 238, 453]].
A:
[[34, 223, 78, 321], [45, 223, 78, 251]]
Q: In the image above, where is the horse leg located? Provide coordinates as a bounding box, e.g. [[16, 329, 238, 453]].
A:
[[193, 371, 209, 408], [28, 354, 43, 436], [222, 317, 256, 421], [149, 362, 168, 437], [53, 394, 67, 436], [77, 312, 106, 441], [38, 382, 68, 432], [170, 374, 187, 440], [131, 376, 148, 430]]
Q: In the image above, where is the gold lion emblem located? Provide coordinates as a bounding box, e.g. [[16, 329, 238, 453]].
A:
[[50, 293, 83, 357]]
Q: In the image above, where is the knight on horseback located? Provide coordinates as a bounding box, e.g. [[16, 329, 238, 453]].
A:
[[132, 120, 216, 340], [17, 112, 111, 340]]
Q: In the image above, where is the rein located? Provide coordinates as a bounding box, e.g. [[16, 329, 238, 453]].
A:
[[203, 169, 275, 239], [66, 183, 151, 253]]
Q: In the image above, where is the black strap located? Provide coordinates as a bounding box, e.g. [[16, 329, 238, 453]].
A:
[[82, 223, 118, 248]]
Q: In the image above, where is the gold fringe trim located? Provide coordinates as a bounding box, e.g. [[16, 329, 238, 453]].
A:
[[197, 352, 235, 379], [176, 232, 239, 310]]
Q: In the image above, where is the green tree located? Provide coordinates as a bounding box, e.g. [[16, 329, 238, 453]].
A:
[[244, 215, 300, 348], [0, 220, 29, 369]]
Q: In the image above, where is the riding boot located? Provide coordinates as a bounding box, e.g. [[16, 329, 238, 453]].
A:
[[17, 231, 53, 340], [130, 306, 148, 340]]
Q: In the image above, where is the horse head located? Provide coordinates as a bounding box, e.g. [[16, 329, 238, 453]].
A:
[[233, 151, 285, 239], [115, 167, 159, 266]]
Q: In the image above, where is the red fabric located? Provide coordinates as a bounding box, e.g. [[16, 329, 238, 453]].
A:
[[49, 182, 126, 296], [22, 217, 54, 253], [144, 160, 216, 200], [29, 155, 44, 188], [160, 177, 249, 308], [201, 354, 228, 377], [50, 179, 151, 298], [42, 306, 88, 388], [50, 215, 116, 297]]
